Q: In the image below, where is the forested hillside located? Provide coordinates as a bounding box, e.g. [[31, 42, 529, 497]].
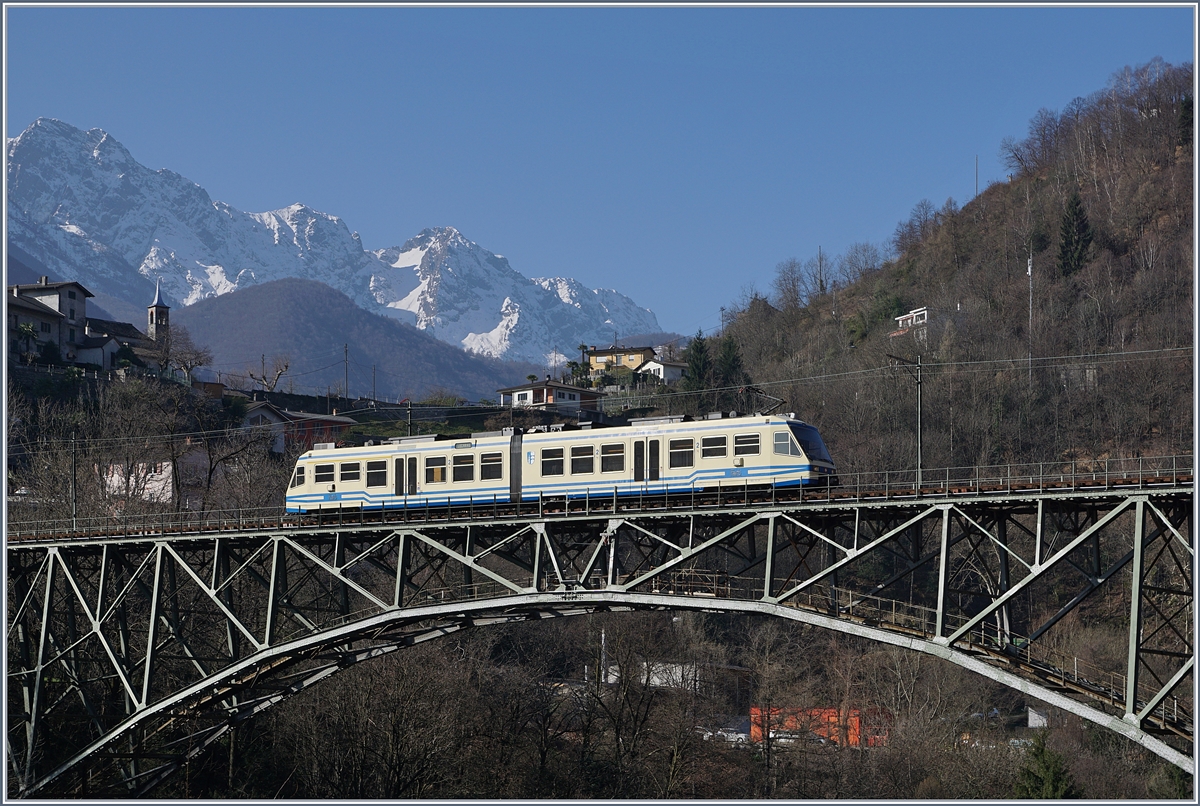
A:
[[712, 58, 1191, 476]]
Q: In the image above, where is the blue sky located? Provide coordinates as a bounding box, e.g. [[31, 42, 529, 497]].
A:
[[5, 5, 1195, 337]]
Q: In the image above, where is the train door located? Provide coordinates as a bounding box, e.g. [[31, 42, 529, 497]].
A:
[[633, 439, 660, 485], [509, 431, 523, 502], [395, 456, 418, 498]]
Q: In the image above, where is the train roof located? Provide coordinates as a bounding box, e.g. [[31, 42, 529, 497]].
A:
[[298, 411, 817, 459]]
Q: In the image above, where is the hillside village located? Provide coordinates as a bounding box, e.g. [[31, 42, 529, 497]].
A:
[[6, 269, 698, 512]]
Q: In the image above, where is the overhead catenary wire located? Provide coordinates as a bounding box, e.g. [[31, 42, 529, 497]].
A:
[[16, 346, 1190, 452]]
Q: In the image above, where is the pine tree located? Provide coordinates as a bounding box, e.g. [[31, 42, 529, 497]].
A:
[[1056, 191, 1093, 277], [1013, 731, 1082, 799], [680, 331, 712, 402], [713, 335, 748, 411]]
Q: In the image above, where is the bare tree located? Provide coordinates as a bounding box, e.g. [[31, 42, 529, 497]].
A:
[[247, 354, 291, 392], [149, 324, 213, 382]]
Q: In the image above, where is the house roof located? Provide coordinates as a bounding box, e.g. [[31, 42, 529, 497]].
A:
[[9, 280, 94, 298], [76, 335, 119, 350], [245, 400, 356, 425], [281, 409, 357, 425], [635, 358, 686, 370], [7, 292, 65, 319], [588, 345, 655, 356], [85, 318, 147, 342], [496, 379, 603, 397]]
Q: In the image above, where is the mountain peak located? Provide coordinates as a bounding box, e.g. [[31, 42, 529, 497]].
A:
[[6, 117, 662, 365]]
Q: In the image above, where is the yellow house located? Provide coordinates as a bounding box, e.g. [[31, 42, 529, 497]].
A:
[[586, 345, 657, 376]]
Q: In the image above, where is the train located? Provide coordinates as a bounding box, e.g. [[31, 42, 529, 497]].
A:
[[284, 411, 837, 513]]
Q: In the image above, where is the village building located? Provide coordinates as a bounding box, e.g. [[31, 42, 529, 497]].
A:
[[497, 378, 604, 413], [634, 357, 686, 384], [585, 345, 657, 377], [888, 306, 929, 345]]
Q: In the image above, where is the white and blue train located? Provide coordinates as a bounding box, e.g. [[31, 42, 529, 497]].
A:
[[284, 412, 837, 513]]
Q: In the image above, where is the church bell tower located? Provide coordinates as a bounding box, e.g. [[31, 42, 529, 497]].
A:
[[148, 278, 170, 341]]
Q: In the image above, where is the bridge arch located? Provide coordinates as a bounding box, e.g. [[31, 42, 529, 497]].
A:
[[8, 474, 1193, 796]]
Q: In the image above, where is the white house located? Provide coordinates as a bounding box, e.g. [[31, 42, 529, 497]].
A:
[[634, 358, 686, 385], [497, 378, 604, 413]]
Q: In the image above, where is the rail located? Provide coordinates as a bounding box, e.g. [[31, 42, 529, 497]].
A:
[[7, 454, 1192, 541]]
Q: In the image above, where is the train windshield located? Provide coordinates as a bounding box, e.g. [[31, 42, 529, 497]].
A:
[[789, 424, 833, 464]]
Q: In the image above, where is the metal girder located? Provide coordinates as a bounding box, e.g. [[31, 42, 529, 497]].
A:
[[7, 483, 1193, 796]]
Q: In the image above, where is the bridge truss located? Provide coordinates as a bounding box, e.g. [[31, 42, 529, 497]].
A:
[[7, 479, 1193, 796]]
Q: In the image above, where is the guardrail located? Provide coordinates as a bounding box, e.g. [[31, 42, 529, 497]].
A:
[[7, 455, 1192, 541]]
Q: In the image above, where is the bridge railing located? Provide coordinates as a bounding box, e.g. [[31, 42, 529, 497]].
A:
[[6, 454, 1192, 540], [829, 453, 1194, 501]]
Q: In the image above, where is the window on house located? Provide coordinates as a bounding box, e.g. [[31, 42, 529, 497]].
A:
[[68, 290, 76, 300], [425, 456, 447, 483], [40, 322, 51, 333], [314, 464, 335, 483], [669, 438, 694, 468], [541, 447, 564, 476], [480, 452, 503, 480], [701, 436, 728, 458], [69, 308, 75, 321], [517, 392, 529, 402], [734, 434, 761, 456], [533, 389, 545, 404], [290, 466, 305, 488], [571, 445, 594, 474], [452, 454, 474, 482], [366, 460, 387, 487], [569, 393, 577, 401], [340, 462, 361, 482], [600, 443, 625, 472], [69, 328, 76, 342]]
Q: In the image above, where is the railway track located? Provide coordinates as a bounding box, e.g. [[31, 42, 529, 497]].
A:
[[7, 470, 1192, 543]]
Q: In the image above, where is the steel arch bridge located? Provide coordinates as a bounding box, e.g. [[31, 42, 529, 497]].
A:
[[7, 464, 1194, 797]]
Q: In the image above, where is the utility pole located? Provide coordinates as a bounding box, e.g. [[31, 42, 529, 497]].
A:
[[372, 364, 376, 405], [1027, 251, 1033, 388], [344, 343, 349, 406], [886, 353, 923, 490], [71, 432, 77, 531]]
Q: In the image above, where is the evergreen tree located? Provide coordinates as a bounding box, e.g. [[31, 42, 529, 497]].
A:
[[1056, 191, 1093, 277], [680, 332, 712, 409], [1013, 731, 1082, 799], [713, 335, 748, 410]]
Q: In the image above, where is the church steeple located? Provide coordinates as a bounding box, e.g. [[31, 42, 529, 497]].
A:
[[148, 278, 170, 341]]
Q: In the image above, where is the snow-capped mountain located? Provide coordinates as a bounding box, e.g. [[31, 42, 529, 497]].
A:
[[6, 118, 661, 364]]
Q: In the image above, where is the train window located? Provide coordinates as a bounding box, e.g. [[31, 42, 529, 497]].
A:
[[340, 462, 361, 482], [290, 466, 305, 488], [366, 460, 388, 487], [600, 443, 625, 472], [571, 445, 595, 474], [701, 436, 727, 458], [425, 456, 447, 483], [541, 448, 564, 476], [480, 452, 503, 480], [774, 432, 803, 457], [314, 464, 335, 483], [734, 434, 760, 456], [453, 454, 475, 482], [790, 424, 834, 463], [669, 438, 695, 468]]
